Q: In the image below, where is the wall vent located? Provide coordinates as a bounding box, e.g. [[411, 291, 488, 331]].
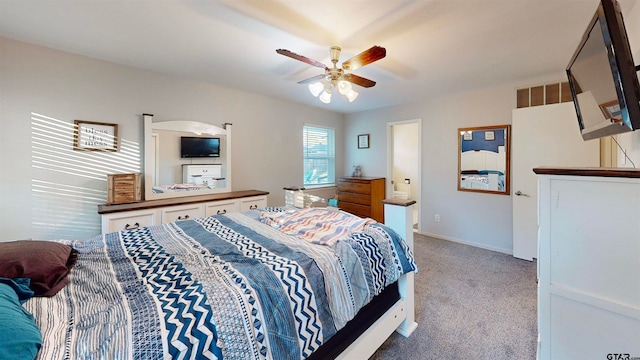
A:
[[516, 81, 573, 109]]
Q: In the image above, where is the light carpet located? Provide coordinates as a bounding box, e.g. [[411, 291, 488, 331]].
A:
[[370, 234, 537, 360]]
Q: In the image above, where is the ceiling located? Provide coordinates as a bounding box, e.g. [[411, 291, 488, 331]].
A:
[[0, 0, 637, 114]]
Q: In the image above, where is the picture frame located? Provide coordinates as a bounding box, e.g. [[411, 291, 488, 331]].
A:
[[357, 134, 370, 149], [463, 131, 473, 141], [484, 130, 495, 141], [74, 120, 118, 151]]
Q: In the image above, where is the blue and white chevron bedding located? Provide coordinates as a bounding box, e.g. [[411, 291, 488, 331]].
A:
[[25, 208, 416, 360]]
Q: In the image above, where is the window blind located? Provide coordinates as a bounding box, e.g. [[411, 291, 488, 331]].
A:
[[303, 125, 335, 186]]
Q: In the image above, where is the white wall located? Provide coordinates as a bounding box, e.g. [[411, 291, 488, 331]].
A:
[[0, 37, 344, 241], [345, 84, 516, 253]]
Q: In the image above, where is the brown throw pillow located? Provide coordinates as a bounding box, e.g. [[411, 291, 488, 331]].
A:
[[0, 240, 78, 296]]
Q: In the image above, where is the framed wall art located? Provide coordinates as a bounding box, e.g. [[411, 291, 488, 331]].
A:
[[74, 120, 118, 151], [358, 134, 370, 149], [484, 130, 495, 141]]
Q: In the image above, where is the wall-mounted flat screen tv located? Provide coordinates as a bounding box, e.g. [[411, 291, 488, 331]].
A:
[[180, 136, 220, 158], [566, 0, 640, 141]]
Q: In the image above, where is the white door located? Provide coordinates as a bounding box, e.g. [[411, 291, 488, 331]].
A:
[[512, 102, 599, 260]]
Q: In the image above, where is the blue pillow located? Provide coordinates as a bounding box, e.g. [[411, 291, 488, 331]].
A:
[[0, 278, 42, 360]]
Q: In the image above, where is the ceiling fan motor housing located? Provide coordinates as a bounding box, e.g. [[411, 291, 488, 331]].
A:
[[329, 46, 341, 65]]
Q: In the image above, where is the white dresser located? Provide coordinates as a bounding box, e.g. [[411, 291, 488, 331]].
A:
[[535, 167, 640, 359], [182, 164, 224, 187], [99, 190, 268, 234]]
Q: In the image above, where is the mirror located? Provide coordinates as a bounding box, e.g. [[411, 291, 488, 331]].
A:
[[458, 125, 510, 195], [143, 114, 232, 200]]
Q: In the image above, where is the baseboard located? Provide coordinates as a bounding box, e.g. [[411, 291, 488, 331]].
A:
[[418, 232, 512, 255]]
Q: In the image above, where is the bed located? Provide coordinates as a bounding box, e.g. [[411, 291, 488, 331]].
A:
[[460, 170, 505, 191], [8, 204, 417, 359]]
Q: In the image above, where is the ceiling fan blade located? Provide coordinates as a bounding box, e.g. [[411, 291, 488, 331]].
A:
[[344, 73, 376, 88], [276, 49, 328, 69], [341, 46, 386, 71], [297, 74, 327, 84]]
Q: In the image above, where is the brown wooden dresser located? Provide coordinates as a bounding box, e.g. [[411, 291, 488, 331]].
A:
[[337, 177, 385, 222]]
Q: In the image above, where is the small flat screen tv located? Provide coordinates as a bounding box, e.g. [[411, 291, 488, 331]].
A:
[[180, 136, 220, 158], [566, 0, 640, 141]]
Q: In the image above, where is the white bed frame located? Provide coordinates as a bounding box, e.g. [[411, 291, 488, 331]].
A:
[[336, 199, 418, 359]]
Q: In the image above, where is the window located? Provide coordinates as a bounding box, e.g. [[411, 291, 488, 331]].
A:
[[303, 125, 335, 186]]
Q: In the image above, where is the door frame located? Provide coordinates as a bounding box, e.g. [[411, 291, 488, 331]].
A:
[[387, 118, 422, 233]]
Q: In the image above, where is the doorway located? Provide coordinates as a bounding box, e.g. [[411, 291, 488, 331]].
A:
[[387, 119, 422, 232]]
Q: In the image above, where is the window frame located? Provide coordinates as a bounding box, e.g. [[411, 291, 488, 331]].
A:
[[303, 125, 335, 187]]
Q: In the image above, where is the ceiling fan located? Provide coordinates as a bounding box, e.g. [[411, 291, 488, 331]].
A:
[[276, 45, 386, 103]]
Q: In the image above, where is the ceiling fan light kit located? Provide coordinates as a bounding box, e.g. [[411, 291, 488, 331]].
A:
[[276, 45, 385, 104]]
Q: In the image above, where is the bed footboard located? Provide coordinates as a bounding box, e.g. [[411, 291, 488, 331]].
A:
[[337, 199, 418, 359]]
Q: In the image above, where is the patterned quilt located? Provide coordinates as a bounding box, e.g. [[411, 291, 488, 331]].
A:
[[25, 208, 416, 360]]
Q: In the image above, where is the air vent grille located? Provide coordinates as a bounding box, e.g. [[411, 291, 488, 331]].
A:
[[516, 81, 572, 108]]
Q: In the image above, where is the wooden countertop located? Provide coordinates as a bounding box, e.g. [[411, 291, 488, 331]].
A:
[[339, 176, 385, 181], [382, 198, 417, 207], [533, 167, 640, 178], [98, 189, 269, 214]]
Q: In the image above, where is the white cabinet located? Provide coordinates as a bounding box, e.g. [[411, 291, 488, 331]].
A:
[[536, 168, 640, 359], [99, 190, 269, 234], [182, 164, 223, 187], [101, 208, 159, 233]]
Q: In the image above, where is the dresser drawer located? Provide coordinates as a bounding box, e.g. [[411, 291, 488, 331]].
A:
[[102, 208, 158, 233], [183, 165, 222, 178], [339, 192, 371, 206], [240, 196, 268, 211], [338, 181, 371, 194], [161, 204, 205, 223], [339, 202, 371, 218], [205, 200, 239, 216]]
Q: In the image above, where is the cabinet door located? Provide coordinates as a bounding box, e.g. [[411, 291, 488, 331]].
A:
[[205, 200, 239, 216], [102, 208, 158, 234], [161, 203, 205, 223], [240, 196, 267, 211]]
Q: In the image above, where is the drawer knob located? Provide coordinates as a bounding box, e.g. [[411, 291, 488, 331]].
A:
[[250, 204, 258, 210], [177, 215, 190, 220], [125, 222, 140, 230], [217, 209, 227, 215]]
